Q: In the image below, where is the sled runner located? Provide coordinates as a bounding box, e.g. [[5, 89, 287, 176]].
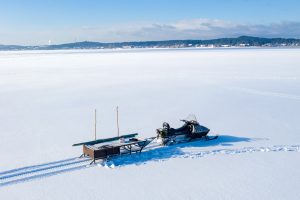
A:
[[73, 134, 155, 164]]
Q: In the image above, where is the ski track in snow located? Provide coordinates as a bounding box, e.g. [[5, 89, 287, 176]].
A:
[[1, 144, 299, 188]]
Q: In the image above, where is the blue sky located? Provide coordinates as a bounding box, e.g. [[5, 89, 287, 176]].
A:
[[1, 0, 300, 45]]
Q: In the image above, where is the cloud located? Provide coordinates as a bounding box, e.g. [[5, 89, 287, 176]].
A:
[[1, 18, 300, 45], [118, 19, 300, 41], [74, 19, 300, 43]]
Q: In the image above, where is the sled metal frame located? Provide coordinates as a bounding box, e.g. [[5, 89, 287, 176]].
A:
[[80, 137, 155, 164]]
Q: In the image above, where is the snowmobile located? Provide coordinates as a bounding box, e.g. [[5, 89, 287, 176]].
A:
[[156, 115, 218, 145]]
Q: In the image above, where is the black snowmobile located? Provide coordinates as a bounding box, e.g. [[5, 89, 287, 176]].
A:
[[156, 115, 218, 145]]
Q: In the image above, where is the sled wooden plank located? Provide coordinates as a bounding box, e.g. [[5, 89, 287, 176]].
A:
[[72, 133, 138, 146]]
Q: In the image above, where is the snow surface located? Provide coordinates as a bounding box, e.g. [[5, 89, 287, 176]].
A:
[[0, 48, 300, 199]]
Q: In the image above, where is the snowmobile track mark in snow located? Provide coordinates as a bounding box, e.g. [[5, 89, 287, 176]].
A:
[[108, 144, 300, 167], [176, 145, 300, 160], [0, 158, 90, 181], [0, 164, 92, 187], [0, 157, 78, 177], [0, 144, 299, 187], [0, 158, 92, 187]]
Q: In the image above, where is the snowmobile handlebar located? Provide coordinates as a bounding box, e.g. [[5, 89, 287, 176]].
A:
[[180, 119, 199, 125]]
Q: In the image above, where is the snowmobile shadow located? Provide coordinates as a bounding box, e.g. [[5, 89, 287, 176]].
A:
[[177, 135, 253, 148], [177, 134, 268, 148], [109, 135, 260, 167]]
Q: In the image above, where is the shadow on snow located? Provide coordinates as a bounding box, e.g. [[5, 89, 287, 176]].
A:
[[109, 135, 258, 167]]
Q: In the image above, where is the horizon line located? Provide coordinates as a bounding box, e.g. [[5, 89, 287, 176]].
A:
[[1, 35, 300, 47]]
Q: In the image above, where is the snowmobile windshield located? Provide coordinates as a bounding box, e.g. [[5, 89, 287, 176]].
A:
[[183, 114, 198, 123]]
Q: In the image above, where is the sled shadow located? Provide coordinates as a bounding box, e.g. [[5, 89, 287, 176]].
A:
[[110, 135, 265, 167]]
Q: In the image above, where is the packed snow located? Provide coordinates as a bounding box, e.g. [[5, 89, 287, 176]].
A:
[[0, 48, 300, 200]]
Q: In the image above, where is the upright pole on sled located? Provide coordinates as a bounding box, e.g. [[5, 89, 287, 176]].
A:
[[94, 109, 97, 140], [116, 106, 120, 137]]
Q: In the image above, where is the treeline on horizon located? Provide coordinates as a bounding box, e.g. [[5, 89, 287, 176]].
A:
[[1, 36, 300, 50]]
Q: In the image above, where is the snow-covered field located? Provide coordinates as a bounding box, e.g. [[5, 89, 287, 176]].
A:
[[0, 48, 300, 200]]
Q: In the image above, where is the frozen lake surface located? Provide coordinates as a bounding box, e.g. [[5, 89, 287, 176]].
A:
[[0, 48, 300, 200]]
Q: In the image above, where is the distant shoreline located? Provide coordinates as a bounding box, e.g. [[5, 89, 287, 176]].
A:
[[1, 46, 300, 55], [1, 36, 300, 51]]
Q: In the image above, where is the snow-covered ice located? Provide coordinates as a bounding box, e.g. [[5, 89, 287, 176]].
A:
[[0, 48, 300, 200]]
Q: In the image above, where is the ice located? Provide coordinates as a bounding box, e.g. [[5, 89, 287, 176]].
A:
[[0, 48, 300, 200]]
